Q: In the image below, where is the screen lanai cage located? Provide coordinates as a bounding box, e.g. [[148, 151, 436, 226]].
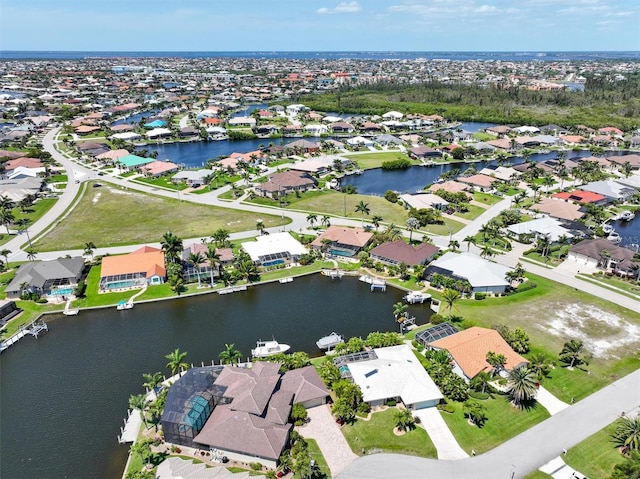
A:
[[161, 366, 230, 448]]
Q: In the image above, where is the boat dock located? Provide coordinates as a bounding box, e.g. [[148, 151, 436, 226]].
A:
[[0, 318, 49, 353], [218, 285, 248, 295], [279, 277, 293, 284], [404, 291, 432, 304], [63, 298, 79, 316], [117, 408, 143, 444], [322, 269, 344, 279], [359, 274, 387, 292]]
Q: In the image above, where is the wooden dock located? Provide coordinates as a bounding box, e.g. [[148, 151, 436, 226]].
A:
[[0, 318, 49, 353]]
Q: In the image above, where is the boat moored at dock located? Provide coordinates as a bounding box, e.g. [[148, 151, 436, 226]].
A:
[[404, 291, 432, 304], [316, 332, 344, 350], [251, 339, 291, 358]]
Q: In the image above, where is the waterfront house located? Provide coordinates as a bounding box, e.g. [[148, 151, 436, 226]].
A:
[[99, 246, 166, 291], [117, 154, 155, 171], [254, 170, 317, 199], [289, 155, 352, 175], [241, 232, 307, 268], [607, 154, 640, 171], [139, 160, 179, 177], [428, 180, 472, 197], [399, 193, 449, 211], [428, 327, 528, 381], [370, 240, 440, 267], [410, 146, 442, 159], [568, 239, 639, 277], [161, 362, 327, 469], [425, 252, 511, 294], [181, 243, 234, 283], [485, 125, 511, 136], [283, 139, 320, 154], [310, 226, 373, 258], [333, 345, 443, 409], [506, 216, 588, 243], [5, 256, 85, 299], [457, 174, 497, 192], [530, 197, 584, 221], [95, 149, 130, 164], [171, 169, 214, 187], [551, 189, 610, 206], [580, 180, 638, 202]]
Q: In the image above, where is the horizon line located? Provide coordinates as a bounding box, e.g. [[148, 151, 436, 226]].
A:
[[2, 49, 640, 53]]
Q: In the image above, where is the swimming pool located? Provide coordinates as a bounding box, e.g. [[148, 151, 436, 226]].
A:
[[105, 280, 140, 290], [329, 249, 354, 257], [50, 287, 74, 296]]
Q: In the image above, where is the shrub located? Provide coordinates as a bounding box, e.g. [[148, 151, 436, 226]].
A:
[[386, 400, 397, 407], [35, 297, 48, 304], [430, 313, 445, 325], [474, 292, 486, 300], [290, 402, 308, 426], [384, 190, 399, 203], [381, 158, 411, 170], [249, 462, 263, 471], [468, 391, 490, 400], [461, 319, 476, 330], [516, 281, 537, 293], [437, 401, 455, 414]]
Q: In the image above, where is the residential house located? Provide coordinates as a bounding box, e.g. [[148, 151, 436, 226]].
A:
[[171, 169, 214, 187], [310, 226, 373, 258], [607, 154, 640, 171], [99, 246, 166, 291], [425, 252, 512, 294], [289, 155, 352, 175], [410, 146, 442, 159], [254, 171, 317, 198], [552, 190, 610, 206], [333, 345, 443, 409], [580, 180, 638, 202], [457, 174, 497, 192], [163, 362, 328, 469], [370, 240, 440, 267], [140, 161, 179, 177], [568, 239, 639, 278], [399, 193, 449, 211], [428, 327, 529, 380], [506, 216, 588, 243], [428, 180, 472, 197], [283, 139, 320, 154], [0, 176, 44, 202], [530, 197, 584, 221], [5, 257, 85, 299], [181, 243, 233, 283], [241, 232, 307, 268]]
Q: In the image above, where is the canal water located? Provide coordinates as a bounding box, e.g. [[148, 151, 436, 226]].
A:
[[0, 275, 431, 479], [612, 214, 640, 249]]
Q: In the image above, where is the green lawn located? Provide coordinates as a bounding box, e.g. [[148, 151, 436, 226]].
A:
[[442, 395, 550, 454], [133, 176, 188, 191], [304, 438, 331, 479], [523, 471, 552, 479], [342, 151, 418, 170], [453, 204, 486, 220], [0, 198, 59, 246], [454, 273, 640, 402], [579, 273, 640, 298], [31, 183, 289, 251], [473, 192, 503, 205], [563, 421, 625, 479], [341, 408, 437, 458]]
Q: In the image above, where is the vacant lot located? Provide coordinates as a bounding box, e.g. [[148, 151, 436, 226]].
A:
[[342, 151, 418, 170], [33, 183, 288, 251], [454, 274, 640, 401]]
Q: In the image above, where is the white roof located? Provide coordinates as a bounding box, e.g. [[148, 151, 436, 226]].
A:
[[146, 128, 173, 138], [110, 132, 141, 140], [512, 125, 540, 134], [617, 173, 640, 189], [347, 345, 443, 406], [8, 166, 45, 179], [382, 111, 404, 119], [346, 136, 373, 146], [323, 115, 343, 123], [399, 193, 449, 210], [172, 169, 214, 180], [290, 155, 350, 173], [429, 252, 511, 289], [507, 216, 576, 242], [241, 232, 307, 262]]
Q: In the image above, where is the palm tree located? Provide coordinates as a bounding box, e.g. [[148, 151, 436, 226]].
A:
[[321, 215, 331, 228], [26, 248, 37, 262], [385, 223, 402, 241], [187, 252, 204, 287], [372, 215, 383, 231], [355, 200, 370, 227], [142, 372, 164, 391], [211, 228, 230, 248], [394, 408, 416, 432], [84, 241, 96, 260], [161, 231, 183, 264], [0, 248, 11, 266], [506, 366, 538, 407], [256, 219, 265, 235], [0, 207, 15, 235], [15, 218, 32, 249], [165, 348, 188, 376], [128, 393, 149, 428], [480, 244, 494, 259], [528, 352, 551, 380], [463, 400, 487, 426], [542, 174, 555, 194], [559, 339, 588, 369], [464, 235, 477, 252], [612, 416, 640, 455], [393, 301, 408, 332], [218, 343, 243, 365], [469, 371, 492, 394], [404, 217, 419, 242], [205, 245, 221, 285], [448, 239, 460, 251], [441, 288, 460, 316], [306, 213, 318, 228], [486, 351, 507, 373]]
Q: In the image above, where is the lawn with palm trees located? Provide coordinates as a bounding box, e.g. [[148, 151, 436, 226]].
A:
[[341, 408, 437, 458], [441, 394, 550, 454], [32, 183, 288, 251]]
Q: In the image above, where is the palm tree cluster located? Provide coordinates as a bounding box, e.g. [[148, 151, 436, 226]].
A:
[[506, 366, 538, 407], [559, 339, 589, 369], [611, 415, 640, 455], [423, 349, 469, 402]]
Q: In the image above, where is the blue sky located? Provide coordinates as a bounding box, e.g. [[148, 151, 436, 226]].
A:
[[1, 0, 639, 51]]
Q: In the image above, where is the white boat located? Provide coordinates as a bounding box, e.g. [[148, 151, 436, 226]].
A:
[[607, 231, 621, 244], [620, 210, 635, 221], [316, 332, 344, 350], [404, 291, 432, 304], [601, 223, 614, 234], [251, 340, 290, 358], [117, 300, 133, 311], [279, 277, 293, 284]]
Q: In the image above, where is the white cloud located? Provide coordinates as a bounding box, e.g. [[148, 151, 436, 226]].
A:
[[475, 4, 498, 13], [316, 1, 362, 14]]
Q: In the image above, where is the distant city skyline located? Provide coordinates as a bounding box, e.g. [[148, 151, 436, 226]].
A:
[[1, 0, 639, 52]]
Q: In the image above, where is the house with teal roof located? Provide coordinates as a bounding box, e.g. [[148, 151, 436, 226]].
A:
[[118, 154, 155, 170], [143, 119, 167, 129]]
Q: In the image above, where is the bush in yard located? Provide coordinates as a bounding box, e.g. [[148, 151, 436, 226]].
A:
[[290, 403, 307, 426]]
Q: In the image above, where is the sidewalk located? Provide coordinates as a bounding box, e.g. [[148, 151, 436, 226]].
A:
[[537, 387, 570, 416]]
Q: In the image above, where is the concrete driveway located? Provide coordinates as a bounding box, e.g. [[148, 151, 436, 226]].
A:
[[296, 404, 357, 477], [413, 408, 468, 460]]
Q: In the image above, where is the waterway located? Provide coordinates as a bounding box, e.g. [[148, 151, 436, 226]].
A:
[[611, 214, 640, 249], [0, 274, 431, 479]]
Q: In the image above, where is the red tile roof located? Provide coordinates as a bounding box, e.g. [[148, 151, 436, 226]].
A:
[[552, 190, 606, 204]]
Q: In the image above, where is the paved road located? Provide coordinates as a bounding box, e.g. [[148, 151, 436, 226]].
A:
[[337, 368, 640, 479]]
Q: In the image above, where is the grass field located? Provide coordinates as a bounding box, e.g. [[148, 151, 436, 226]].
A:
[[305, 438, 331, 479], [563, 421, 625, 479], [453, 204, 487, 220], [342, 151, 418, 170], [341, 408, 437, 458], [442, 395, 550, 454], [32, 183, 289, 251], [473, 192, 503, 205], [453, 273, 640, 402]]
